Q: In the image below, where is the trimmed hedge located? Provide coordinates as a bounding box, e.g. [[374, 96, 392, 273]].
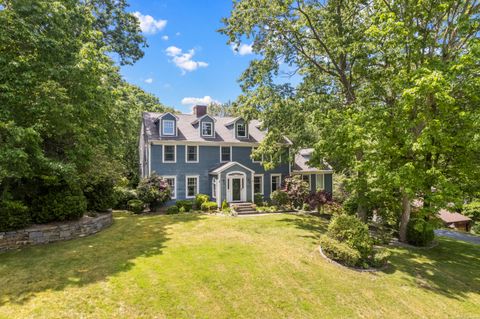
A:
[[176, 200, 194, 212], [31, 189, 87, 223], [254, 193, 263, 206], [407, 218, 435, 246], [127, 199, 144, 214], [320, 235, 361, 267], [0, 200, 31, 231], [201, 201, 218, 212], [166, 206, 179, 214], [327, 214, 373, 258]]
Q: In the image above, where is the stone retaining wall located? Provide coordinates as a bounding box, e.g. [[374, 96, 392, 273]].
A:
[[0, 212, 113, 252]]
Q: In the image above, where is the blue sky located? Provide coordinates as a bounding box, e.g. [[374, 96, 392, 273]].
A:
[[121, 0, 254, 113]]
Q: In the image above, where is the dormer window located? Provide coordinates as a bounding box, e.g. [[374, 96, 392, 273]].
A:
[[202, 122, 213, 137], [163, 120, 175, 136], [237, 123, 246, 137]]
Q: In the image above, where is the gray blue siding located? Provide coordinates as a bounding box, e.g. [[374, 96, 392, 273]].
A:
[[150, 144, 290, 204]]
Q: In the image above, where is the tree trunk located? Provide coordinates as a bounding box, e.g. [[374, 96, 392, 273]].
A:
[[399, 190, 411, 243], [357, 203, 367, 221]]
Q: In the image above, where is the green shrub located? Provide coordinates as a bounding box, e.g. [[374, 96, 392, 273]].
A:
[[254, 193, 263, 206], [0, 199, 31, 231], [201, 201, 218, 212], [371, 248, 390, 268], [136, 173, 171, 210], [302, 203, 310, 211], [327, 214, 373, 258], [127, 199, 144, 214], [195, 194, 209, 209], [407, 218, 435, 246], [463, 201, 480, 222], [176, 200, 194, 212], [84, 178, 116, 212], [471, 222, 480, 235], [166, 205, 179, 214], [320, 235, 361, 267], [222, 200, 229, 210], [270, 190, 289, 208], [113, 186, 138, 209], [32, 188, 87, 223], [179, 206, 186, 213]]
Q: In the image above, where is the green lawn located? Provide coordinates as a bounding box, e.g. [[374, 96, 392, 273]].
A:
[[0, 212, 479, 318]]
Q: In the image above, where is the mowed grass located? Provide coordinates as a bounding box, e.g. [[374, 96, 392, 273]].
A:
[[0, 212, 479, 319]]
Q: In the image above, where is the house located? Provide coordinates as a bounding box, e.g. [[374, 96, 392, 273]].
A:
[[438, 209, 472, 232], [139, 105, 333, 207]]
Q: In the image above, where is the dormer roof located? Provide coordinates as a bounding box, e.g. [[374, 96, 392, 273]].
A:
[[191, 114, 217, 125]]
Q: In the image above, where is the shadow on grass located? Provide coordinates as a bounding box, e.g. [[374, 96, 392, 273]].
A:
[[0, 211, 203, 306], [277, 213, 329, 242], [384, 237, 480, 300]]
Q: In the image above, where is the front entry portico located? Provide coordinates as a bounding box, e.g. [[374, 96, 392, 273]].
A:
[[209, 161, 254, 206]]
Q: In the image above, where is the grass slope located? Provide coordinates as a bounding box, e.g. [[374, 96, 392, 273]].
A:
[[0, 212, 479, 318]]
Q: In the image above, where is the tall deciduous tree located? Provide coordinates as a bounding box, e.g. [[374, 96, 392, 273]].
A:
[[221, 0, 480, 241]]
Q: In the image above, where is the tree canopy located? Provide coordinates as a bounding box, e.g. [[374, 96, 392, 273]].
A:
[[221, 0, 480, 241]]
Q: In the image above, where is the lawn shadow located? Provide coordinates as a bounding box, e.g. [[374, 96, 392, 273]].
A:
[[276, 213, 329, 242], [383, 237, 480, 300], [0, 211, 204, 306]]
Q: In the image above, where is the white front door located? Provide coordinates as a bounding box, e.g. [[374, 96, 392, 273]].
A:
[[227, 174, 246, 202]]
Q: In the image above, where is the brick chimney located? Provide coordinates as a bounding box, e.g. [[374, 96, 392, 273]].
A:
[[193, 105, 207, 117]]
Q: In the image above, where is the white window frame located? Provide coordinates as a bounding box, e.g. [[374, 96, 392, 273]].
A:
[[270, 174, 282, 192], [162, 120, 175, 136], [212, 177, 217, 198], [253, 174, 264, 194], [220, 146, 232, 162], [251, 147, 263, 163], [185, 145, 199, 163], [316, 174, 325, 190], [201, 122, 213, 137], [164, 176, 177, 199], [302, 174, 311, 187], [185, 175, 199, 198], [236, 122, 246, 138], [162, 144, 176, 163]]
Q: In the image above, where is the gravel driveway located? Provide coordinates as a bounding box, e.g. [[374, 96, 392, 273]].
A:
[[435, 229, 480, 245]]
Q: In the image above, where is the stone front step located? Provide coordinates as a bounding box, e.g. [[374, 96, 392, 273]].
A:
[[231, 202, 256, 214]]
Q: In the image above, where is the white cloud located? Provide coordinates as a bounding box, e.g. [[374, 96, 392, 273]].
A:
[[161, 35, 169, 40], [144, 78, 153, 84], [166, 46, 208, 74], [181, 96, 219, 106], [133, 12, 167, 34], [231, 43, 253, 56], [175, 32, 181, 36]]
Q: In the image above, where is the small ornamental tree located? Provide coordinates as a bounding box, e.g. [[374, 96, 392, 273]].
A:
[[136, 173, 171, 210], [306, 190, 333, 212], [283, 175, 310, 208]]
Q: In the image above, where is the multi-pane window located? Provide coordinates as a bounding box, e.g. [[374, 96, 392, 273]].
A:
[[221, 146, 231, 162], [164, 177, 176, 199], [237, 123, 246, 137], [254, 175, 263, 194], [162, 120, 175, 135], [163, 145, 176, 162], [201, 122, 213, 137], [271, 174, 281, 192], [186, 145, 198, 162], [316, 174, 325, 190], [186, 176, 198, 198]]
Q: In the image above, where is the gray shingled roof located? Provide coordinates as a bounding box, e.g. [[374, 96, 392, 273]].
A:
[[293, 148, 333, 173], [143, 112, 289, 144]]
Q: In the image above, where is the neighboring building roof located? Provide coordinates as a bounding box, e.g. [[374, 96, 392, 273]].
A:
[[438, 209, 471, 224], [292, 148, 333, 173], [143, 112, 291, 144]]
